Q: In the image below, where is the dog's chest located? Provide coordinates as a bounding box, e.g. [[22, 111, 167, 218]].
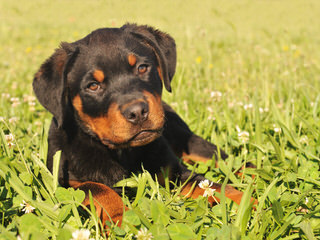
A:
[[66, 143, 142, 186]]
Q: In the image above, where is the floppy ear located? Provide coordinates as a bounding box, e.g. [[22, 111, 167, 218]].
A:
[[122, 24, 176, 92], [33, 43, 79, 127]]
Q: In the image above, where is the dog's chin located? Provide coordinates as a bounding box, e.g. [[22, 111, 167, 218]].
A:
[[101, 129, 163, 149]]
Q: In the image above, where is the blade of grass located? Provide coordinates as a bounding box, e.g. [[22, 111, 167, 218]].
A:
[[39, 119, 50, 164], [234, 181, 253, 234], [251, 176, 283, 226], [218, 160, 240, 185], [132, 172, 147, 207], [254, 96, 263, 169], [52, 150, 61, 193], [220, 177, 228, 225], [270, 213, 295, 240], [267, 133, 284, 162], [133, 208, 152, 228]]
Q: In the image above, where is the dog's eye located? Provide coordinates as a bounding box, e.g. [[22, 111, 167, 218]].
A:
[[87, 82, 100, 91], [138, 64, 148, 74]]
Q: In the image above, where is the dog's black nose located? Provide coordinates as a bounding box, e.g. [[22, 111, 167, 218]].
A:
[[122, 101, 149, 125]]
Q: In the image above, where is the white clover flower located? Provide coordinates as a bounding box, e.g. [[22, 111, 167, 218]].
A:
[[5, 133, 15, 148], [259, 107, 269, 113], [207, 106, 214, 113], [71, 229, 94, 240], [0, 116, 4, 122], [198, 179, 216, 197], [136, 228, 153, 240], [203, 187, 216, 197], [236, 126, 249, 143], [20, 200, 35, 214], [238, 131, 250, 143], [5, 133, 14, 142], [24, 95, 36, 111], [10, 97, 21, 108], [23, 95, 36, 103], [1, 93, 10, 99], [273, 124, 282, 133], [244, 103, 253, 110], [274, 128, 281, 133], [8, 117, 19, 124], [210, 91, 222, 102], [10, 97, 20, 103], [28, 101, 36, 106], [208, 115, 216, 121], [199, 179, 213, 189], [299, 135, 309, 145], [12, 102, 21, 108]]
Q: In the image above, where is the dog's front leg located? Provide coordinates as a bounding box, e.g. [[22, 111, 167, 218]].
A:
[[69, 180, 125, 227], [162, 102, 228, 166]]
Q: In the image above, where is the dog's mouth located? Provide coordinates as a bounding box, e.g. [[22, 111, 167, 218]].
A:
[[101, 128, 163, 149]]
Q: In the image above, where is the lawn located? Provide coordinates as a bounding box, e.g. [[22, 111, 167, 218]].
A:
[[0, 0, 319, 239]]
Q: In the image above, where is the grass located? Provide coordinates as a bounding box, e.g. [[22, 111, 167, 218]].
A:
[[0, 0, 320, 239]]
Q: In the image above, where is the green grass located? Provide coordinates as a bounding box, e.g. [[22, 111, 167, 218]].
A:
[[1, 0, 320, 239]]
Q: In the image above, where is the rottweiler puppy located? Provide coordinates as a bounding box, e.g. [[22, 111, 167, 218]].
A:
[[33, 23, 246, 226]]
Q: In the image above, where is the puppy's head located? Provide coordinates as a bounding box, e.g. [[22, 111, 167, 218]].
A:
[[33, 24, 176, 148]]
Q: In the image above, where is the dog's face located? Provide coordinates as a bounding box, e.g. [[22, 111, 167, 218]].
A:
[[33, 24, 176, 149]]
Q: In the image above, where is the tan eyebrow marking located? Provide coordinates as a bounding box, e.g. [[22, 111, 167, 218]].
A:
[[93, 70, 105, 82], [128, 54, 137, 66]]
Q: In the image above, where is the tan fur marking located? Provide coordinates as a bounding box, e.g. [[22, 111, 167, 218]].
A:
[[93, 70, 105, 83], [157, 66, 163, 81], [143, 91, 164, 127], [128, 54, 137, 66], [182, 153, 212, 165]]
